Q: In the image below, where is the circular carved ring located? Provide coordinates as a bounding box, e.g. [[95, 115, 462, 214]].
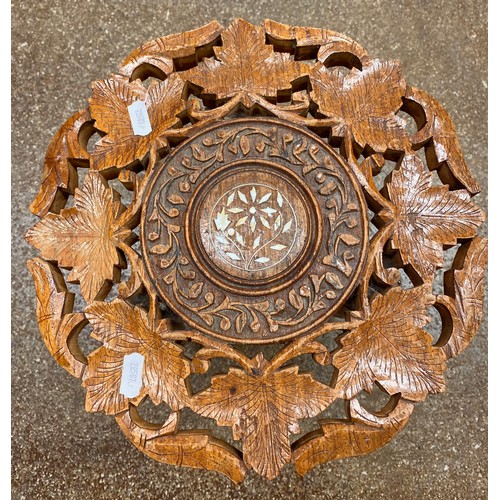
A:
[[141, 118, 368, 342], [25, 19, 486, 484]]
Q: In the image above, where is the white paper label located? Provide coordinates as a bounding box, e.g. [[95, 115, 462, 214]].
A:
[[119, 352, 144, 398], [128, 100, 152, 136]]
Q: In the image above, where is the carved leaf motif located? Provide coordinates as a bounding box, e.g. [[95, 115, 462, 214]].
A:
[[25, 172, 132, 302], [310, 60, 408, 151], [30, 109, 91, 217], [263, 19, 369, 62], [442, 237, 487, 358], [406, 86, 480, 194], [27, 258, 86, 378], [83, 299, 190, 415], [89, 73, 185, 170], [386, 154, 484, 281], [180, 19, 308, 102], [116, 408, 246, 484], [191, 362, 334, 479], [293, 398, 413, 475], [119, 21, 223, 77], [332, 286, 447, 401]]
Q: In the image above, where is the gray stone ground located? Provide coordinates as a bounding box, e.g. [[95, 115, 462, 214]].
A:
[[12, 1, 487, 498]]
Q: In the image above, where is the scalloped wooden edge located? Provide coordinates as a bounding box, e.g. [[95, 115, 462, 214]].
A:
[[115, 406, 246, 483], [27, 258, 87, 378], [292, 396, 414, 475]]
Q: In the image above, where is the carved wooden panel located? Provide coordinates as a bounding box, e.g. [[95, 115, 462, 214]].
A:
[[25, 19, 486, 483]]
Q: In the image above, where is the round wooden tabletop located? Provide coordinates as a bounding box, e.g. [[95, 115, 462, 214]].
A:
[[25, 19, 486, 482]]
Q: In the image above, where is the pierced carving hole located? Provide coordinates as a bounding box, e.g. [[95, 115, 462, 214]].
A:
[[396, 109, 418, 137], [108, 177, 134, 206], [401, 95, 427, 131], [433, 244, 461, 296], [134, 397, 171, 426], [64, 193, 75, 208], [292, 398, 347, 443], [356, 384, 393, 414], [129, 63, 167, 83], [77, 323, 102, 358], [189, 355, 240, 393], [412, 143, 426, 165], [398, 268, 415, 290], [423, 305, 443, 344], [180, 407, 238, 449], [78, 121, 98, 152], [433, 300, 454, 348], [59, 268, 86, 312], [237, 343, 283, 360], [85, 129, 103, 154], [373, 158, 396, 191], [322, 52, 363, 71], [76, 165, 90, 188], [287, 353, 334, 386]]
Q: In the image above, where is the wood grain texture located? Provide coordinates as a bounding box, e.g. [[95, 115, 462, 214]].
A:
[[27, 258, 87, 378], [26, 172, 134, 302], [30, 109, 92, 217], [25, 19, 486, 482], [293, 397, 414, 475], [191, 354, 334, 479], [141, 118, 368, 342]]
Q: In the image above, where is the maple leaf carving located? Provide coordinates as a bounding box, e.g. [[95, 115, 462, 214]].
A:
[[89, 73, 185, 170], [386, 154, 484, 281], [332, 286, 447, 401], [25, 172, 133, 302], [83, 299, 190, 415], [191, 356, 334, 479], [310, 60, 409, 152], [180, 19, 308, 104]]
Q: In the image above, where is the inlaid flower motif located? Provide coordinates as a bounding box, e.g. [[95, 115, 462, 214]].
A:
[[211, 184, 295, 270]]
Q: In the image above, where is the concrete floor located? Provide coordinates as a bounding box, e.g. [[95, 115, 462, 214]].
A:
[[12, 1, 487, 498]]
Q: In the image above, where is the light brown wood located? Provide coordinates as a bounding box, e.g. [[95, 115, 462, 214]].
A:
[[26, 19, 486, 483]]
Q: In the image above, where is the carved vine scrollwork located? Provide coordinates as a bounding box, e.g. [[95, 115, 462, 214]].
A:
[[26, 19, 486, 483], [143, 122, 365, 338]]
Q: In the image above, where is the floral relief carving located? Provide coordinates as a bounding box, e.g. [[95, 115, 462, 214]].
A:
[[143, 120, 367, 340], [26, 19, 486, 483]]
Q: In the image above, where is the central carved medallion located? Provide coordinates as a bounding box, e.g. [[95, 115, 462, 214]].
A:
[[190, 163, 319, 287], [141, 118, 369, 342]]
